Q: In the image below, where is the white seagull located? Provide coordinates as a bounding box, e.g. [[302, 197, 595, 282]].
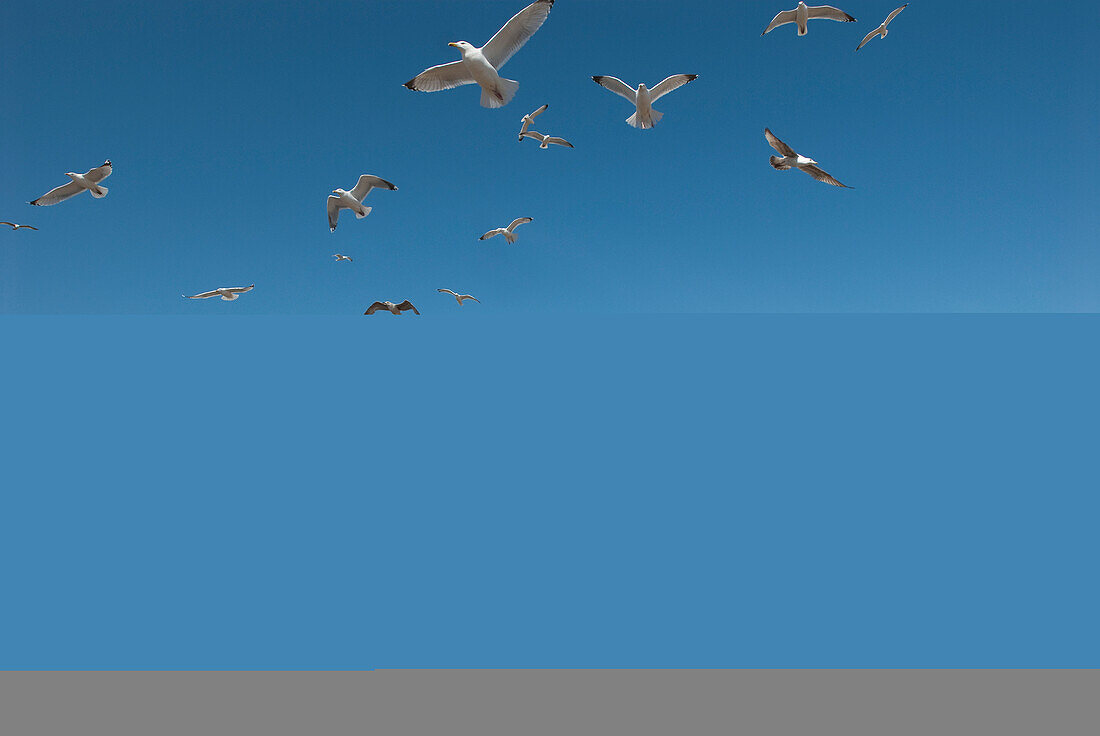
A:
[[519, 130, 574, 149], [332, 254, 354, 262], [183, 285, 255, 301], [29, 160, 112, 206], [765, 129, 851, 188], [327, 174, 398, 232], [1, 222, 38, 231], [480, 217, 533, 243], [438, 289, 481, 306], [364, 300, 420, 315], [591, 74, 698, 129], [762, 3, 856, 36], [856, 4, 908, 50], [519, 103, 548, 139], [404, 0, 555, 108]]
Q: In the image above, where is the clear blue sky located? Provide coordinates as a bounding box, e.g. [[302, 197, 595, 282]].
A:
[[1, 0, 1097, 314]]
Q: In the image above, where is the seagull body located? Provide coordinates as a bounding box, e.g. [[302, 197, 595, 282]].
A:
[[332, 254, 354, 262], [438, 289, 481, 306], [762, 2, 856, 36], [364, 300, 421, 315], [856, 4, 908, 50], [591, 74, 698, 129], [519, 103, 548, 139], [520, 130, 574, 149], [404, 0, 554, 109], [765, 129, 851, 188], [183, 285, 255, 301], [29, 160, 112, 206], [0, 222, 38, 231], [480, 217, 533, 244], [327, 174, 397, 232]]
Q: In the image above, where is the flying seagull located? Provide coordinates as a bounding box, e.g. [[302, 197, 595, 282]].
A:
[[519, 130, 574, 149], [856, 4, 908, 50], [332, 254, 354, 262], [404, 0, 555, 108], [0, 222, 38, 231], [765, 129, 851, 188], [762, 3, 856, 36], [327, 174, 398, 232], [480, 217, 533, 243], [183, 285, 255, 301], [364, 300, 421, 315], [591, 74, 698, 129], [519, 103, 548, 139], [29, 160, 112, 206], [438, 289, 481, 306]]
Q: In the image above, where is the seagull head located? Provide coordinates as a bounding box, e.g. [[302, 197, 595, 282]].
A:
[[449, 41, 474, 53], [332, 188, 345, 195]]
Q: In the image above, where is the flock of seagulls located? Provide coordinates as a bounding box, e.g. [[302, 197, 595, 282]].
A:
[[5, 1, 917, 314]]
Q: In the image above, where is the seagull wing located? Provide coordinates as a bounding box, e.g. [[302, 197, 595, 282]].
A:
[[396, 300, 421, 315], [507, 217, 533, 232], [0, 222, 15, 227], [350, 174, 397, 201], [764, 129, 798, 157], [802, 165, 850, 188], [545, 137, 573, 148], [21, 225, 39, 230], [184, 289, 221, 299], [521, 130, 547, 143], [327, 196, 343, 231], [649, 74, 698, 102], [482, 0, 555, 69], [592, 76, 637, 103], [364, 302, 387, 315], [404, 60, 476, 92], [85, 160, 112, 183], [227, 285, 255, 294], [856, 28, 881, 50], [884, 3, 908, 25], [30, 181, 83, 206], [480, 229, 503, 240], [806, 5, 857, 22], [762, 9, 797, 34], [526, 103, 548, 121], [438, 289, 458, 297]]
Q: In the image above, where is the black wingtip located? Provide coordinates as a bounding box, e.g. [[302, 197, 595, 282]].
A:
[[403, 80, 416, 90]]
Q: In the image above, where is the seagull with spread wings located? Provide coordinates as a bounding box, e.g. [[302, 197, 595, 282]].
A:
[[364, 300, 421, 316], [405, 0, 555, 108], [591, 75, 698, 129], [438, 289, 481, 306], [332, 254, 354, 262], [762, 3, 856, 36], [856, 4, 908, 50], [29, 160, 112, 206], [519, 130, 574, 149], [765, 129, 851, 188], [519, 103, 548, 139], [480, 217, 533, 244], [1, 222, 38, 231], [183, 285, 255, 301], [327, 175, 398, 232]]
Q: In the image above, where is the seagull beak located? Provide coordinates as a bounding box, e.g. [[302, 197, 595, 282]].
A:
[[448, 42, 460, 48]]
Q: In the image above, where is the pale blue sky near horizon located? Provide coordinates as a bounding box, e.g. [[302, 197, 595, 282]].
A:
[[1, 0, 1097, 314]]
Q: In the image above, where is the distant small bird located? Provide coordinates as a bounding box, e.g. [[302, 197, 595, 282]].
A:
[[183, 285, 255, 301], [591, 74, 698, 129], [765, 128, 851, 188], [404, 0, 555, 108], [480, 217, 533, 243], [29, 160, 112, 206], [519, 130, 574, 149], [519, 103, 549, 139], [762, 2, 856, 36], [0, 222, 38, 231], [327, 174, 398, 232], [856, 4, 908, 51], [333, 254, 354, 262], [364, 300, 421, 315], [438, 289, 481, 306]]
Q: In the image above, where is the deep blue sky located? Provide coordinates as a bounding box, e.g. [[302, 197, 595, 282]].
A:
[[2, 0, 1097, 314]]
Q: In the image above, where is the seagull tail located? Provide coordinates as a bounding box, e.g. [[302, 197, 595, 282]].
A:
[[627, 109, 661, 129], [481, 78, 519, 109], [504, 232, 518, 244], [89, 185, 108, 198], [355, 206, 372, 219]]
